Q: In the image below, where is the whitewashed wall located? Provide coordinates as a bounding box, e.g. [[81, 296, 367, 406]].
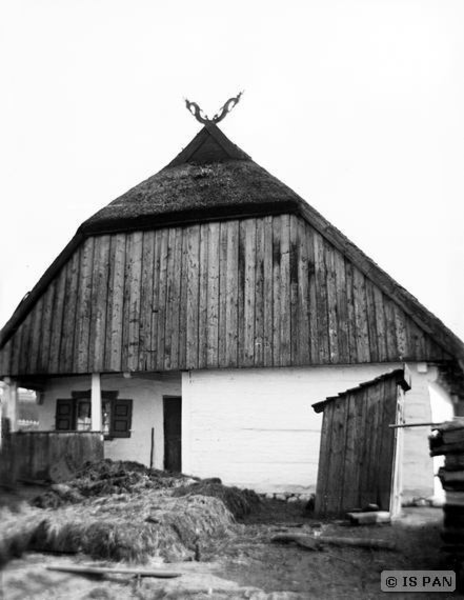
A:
[[182, 363, 443, 498], [38, 374, 181, 469]]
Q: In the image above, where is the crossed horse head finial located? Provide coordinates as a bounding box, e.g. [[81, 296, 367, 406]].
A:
[[184, 91, 244, 124]]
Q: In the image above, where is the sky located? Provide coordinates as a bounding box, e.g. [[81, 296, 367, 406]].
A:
[[0, 0, 463, 342]]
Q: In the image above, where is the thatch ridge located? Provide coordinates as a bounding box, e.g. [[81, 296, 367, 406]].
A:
[[81, 159, 306, 234]]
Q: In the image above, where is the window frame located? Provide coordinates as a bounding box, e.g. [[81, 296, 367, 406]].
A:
[[55, 391, 132, 439]]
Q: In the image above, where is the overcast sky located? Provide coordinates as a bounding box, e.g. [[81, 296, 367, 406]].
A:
[[1, 0, 463, 342]]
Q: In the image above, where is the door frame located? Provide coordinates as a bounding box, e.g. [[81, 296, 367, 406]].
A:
[[163, 395, 182, 472]]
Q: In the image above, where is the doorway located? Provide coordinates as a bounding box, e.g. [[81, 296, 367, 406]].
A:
[[163, 396, 182, 472]]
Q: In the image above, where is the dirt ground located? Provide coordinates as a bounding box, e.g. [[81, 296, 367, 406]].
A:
[[1, 486, 460, 600]]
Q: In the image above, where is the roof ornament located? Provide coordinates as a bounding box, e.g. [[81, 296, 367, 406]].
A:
[[184, 91, 244, 124]]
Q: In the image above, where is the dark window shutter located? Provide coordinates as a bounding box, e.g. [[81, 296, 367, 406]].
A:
[[110, 399, 132, 438], [56, 399, 75, 431]]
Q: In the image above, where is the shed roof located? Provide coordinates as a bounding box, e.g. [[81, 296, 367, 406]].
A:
[[312, 368, 411, 414], [1, 123, 464, 371]]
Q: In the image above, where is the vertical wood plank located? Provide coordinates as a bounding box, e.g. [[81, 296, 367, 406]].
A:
[[60, 250, 80, 372], [289, 215, 299, 363], [165, 227, 182, 370], [325, 399, 347, 515], [163, 228, 175, 370], [237, 220, 246, 365], [373, 286, 388, 362], [365, 381, 384, 506], [106, 234, 126, 372], [48, 265, 67, 374], [38, 281, 57, 373], [377, 379, 398, 510], [384, 297, 398, 361], [17, 313, 33, 375], [407, 320, 425, 360], [198, 224, 209, 369], [324, 243, 339, 364], [333, 250, 349, 364], [254, 217, 265, 366], [121, 234, 133, 370], [178, 227, 188, 370], [306, 225, 318, 363], [127, 232, 143, 371], [344, 260, 357, 363], [280, 215, 291, 366], [10, 321, 23, 376], [2, 341, 13, 377], [242, 219, 256, 367], [28, 296, 44, 373], [89, 235, 110, 373], [272, 216, 282, 366], [352, 267, 370, 363], [315, 404, 333, 516], [206, 223, 220, 368], [263, 216, 273, 366], [186, 225, 200, 369], [394, 305, 408, 361], [73, 237, 95, 373], [341, 390, 364, 511], [149, 230, 162, 371], [225, 220, 239, 367], [313, 231, 330, 363], [218, 222, 228, 366], [155, 228, 169, 371], [365, 279, 379, 363], [296, 218, 310, 364], [139, 230, 155, 371], [357, 386, 373, 508]]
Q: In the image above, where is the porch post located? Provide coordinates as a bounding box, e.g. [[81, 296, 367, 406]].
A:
[[3, 377, 18, 433], [91, 373, 102, 431]]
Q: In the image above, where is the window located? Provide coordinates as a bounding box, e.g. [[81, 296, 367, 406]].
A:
[[55, 391, 132, 438]]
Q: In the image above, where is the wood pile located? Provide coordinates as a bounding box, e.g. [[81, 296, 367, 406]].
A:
[[429, 420, 464, 548]]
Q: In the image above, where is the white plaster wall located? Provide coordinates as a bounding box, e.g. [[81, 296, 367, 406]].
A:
[[182, 363, 437, 496], [38, 374, 181, 469], [400, 365, 438, 501]]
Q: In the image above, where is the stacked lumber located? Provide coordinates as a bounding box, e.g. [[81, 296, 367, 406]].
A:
[[430, 420, 464, 546]]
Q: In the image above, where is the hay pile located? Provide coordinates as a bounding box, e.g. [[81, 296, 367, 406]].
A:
[[33, 459, 196, 508], [173, 481, 260, 519], [2, 460, 262, 566], [30, 490, 233, 562], [0, 505, 42, 567]]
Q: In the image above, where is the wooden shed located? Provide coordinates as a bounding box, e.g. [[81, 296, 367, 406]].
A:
[[312, 368, 411, 517], [0, 121, 463, 496]]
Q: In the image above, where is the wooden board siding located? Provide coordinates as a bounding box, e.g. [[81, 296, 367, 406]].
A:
[[314, 371, 407, 517], [1, 215, 451, 376]]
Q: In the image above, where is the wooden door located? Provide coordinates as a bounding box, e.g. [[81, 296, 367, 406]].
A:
[[163, 396, 182, 472], [313, 369, 409, 518]]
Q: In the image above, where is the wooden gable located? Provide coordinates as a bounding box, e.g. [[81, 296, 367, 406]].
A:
[[0, 213, 452, 377]]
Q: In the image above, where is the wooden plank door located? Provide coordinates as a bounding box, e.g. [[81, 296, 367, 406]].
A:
[[314, 370, 409, 517], [163, 396, 182, 472]]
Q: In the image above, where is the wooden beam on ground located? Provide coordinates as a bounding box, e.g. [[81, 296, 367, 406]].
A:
[[46, 564, 182, 578]]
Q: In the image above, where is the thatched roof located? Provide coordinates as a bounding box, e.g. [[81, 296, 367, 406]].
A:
[[81, 123, 304, 235]]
